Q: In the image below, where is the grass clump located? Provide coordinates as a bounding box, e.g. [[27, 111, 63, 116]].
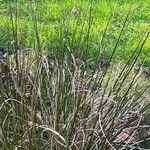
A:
[[0, 0, 150, 149], [1, 45, 150, 149]]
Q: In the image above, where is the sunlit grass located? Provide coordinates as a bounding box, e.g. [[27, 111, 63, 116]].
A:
[[0, 0, 150, 65]]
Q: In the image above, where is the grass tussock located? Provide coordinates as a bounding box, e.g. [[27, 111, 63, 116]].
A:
[[0, 47, 150, 149], [0, 0, 150, 150]]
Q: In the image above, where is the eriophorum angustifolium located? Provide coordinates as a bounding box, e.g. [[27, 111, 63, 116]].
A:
[[0, 0, 150, 149]]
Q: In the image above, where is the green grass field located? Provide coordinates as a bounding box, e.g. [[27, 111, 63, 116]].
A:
[[0, 0, 150, 66]]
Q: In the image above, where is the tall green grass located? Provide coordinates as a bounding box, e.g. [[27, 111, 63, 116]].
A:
[[0, 0, 150, 149]]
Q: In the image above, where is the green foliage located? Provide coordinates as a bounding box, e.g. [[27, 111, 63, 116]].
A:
[[0, 0, 150, 64]]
